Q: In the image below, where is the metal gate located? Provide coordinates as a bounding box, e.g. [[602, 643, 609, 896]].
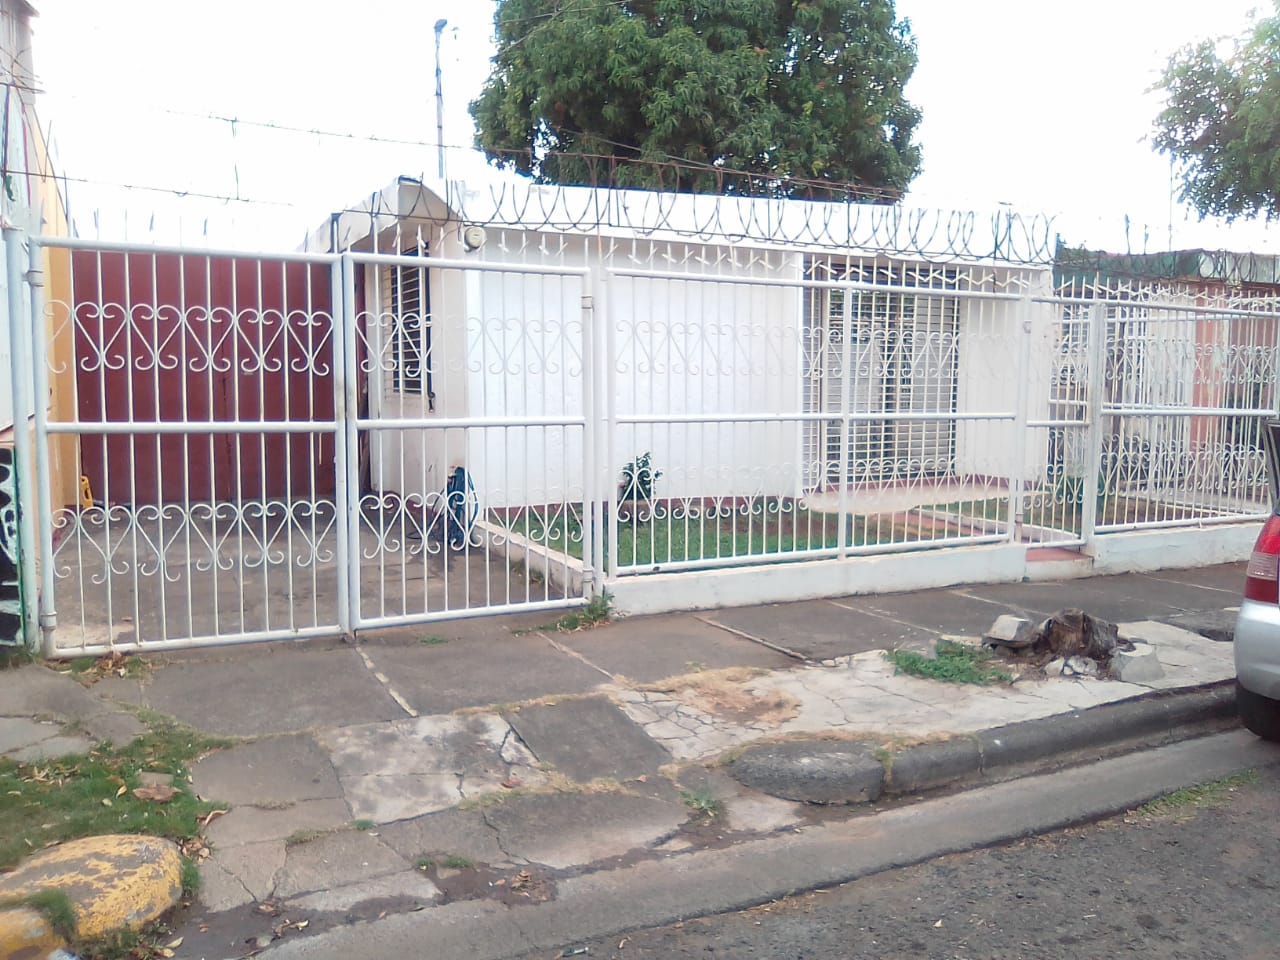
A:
[[25, 237, 592, 655]]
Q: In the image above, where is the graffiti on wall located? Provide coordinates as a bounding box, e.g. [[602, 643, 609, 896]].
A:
[[0, 447, 21, 646]]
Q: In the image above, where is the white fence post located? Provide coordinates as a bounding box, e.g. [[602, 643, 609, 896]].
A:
[[4, 226, 37, 649], [26, 236, 57, 654], [332, 254, 356, 639], [1081, 302, 1108, 547]]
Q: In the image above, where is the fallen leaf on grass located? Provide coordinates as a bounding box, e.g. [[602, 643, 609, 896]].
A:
[[201, 809, 229, 827]]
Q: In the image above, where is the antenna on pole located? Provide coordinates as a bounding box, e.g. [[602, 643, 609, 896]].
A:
[[434, 19, 448, 182]]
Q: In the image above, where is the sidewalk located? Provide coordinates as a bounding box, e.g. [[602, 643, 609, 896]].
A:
[[0, 563, 1247, 958]]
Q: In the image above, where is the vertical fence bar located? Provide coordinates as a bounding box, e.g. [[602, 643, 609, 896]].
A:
[[1081, 302, 1108, 547], [4, 227, 38, 648], [26, 237, 57, 652], [331, 256, 352, 638]]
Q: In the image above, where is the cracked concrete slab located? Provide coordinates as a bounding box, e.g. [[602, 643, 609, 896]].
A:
[[0, 664, 146, 745], [504, 696, 671, 783], [192, 735, 341, 807], [851, 589, 1034, 637], [376, 809, 512, 866], [708, 600, 938, 661], [554, 615, 794, 682], [316, 714, 546, 823], [198, 857, 256, 912], [482, 792, 688, 869], [0, 717, 63, 754], [6, 735, 96, 762], [121, 646, 406, 737], [206, 799, 353, 848], [206, 840, 286, 904], [273, 831, 408, 899], [283, 870, 440, 913], [359, 635, 608, 714]]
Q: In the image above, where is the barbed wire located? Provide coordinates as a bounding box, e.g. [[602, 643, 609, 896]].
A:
[[433, 155, 1059, 265]]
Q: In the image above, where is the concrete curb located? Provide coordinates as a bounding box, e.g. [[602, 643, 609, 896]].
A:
[[883, 680, 1237, 797], [259, 731, 1280, 960]]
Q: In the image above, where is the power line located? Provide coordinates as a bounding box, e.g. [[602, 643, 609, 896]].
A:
[[1, 165, 300, 207]]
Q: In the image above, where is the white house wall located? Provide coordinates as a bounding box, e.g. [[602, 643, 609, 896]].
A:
[[457, 231, 805, 509]]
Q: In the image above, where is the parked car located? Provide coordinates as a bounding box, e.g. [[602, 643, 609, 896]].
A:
[[1236, 420, 1280, 740]]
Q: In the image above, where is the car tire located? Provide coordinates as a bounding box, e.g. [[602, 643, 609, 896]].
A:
[[1237, 681, 1280, 741]]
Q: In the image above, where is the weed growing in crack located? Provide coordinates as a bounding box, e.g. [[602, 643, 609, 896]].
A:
[[680, 787, 723, 818]]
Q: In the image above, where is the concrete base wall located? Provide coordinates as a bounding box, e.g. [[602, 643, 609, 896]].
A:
[[607, 543, 1028, 617], [605, 523, 1261, 618], [1089, 522, 1260, 575]]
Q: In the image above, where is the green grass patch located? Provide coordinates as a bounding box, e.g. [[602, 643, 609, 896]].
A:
[[419, 635, 450, 646], [441, 854, 474, 870], [0, 888, 78, 940], [504, 503, 903, 567], [415, 856, 436, 871], [0, 713, 230, 870], [351, 818, 376, 831], [886, 640, 1013, 686], [1137, 770, 1259, 820]]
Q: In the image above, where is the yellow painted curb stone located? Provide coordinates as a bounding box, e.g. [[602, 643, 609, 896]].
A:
[[0, 835, 182, 940], [0, 905, 65, 960]]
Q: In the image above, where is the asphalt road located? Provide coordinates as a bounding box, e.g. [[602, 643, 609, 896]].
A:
[[527, 764, 1280, 960]]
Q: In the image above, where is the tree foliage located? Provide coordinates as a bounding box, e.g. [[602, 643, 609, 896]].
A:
[[470, 0, 922, 198], [1154, 11, 1280, 221]]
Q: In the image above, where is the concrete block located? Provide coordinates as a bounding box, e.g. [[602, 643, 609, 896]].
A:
[[985, 615, 1030, 644], [1112, 642, 1165, 683]]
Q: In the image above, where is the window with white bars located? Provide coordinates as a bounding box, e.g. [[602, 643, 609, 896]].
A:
[[803, 260, 960, 485], [385, 254, 434, 407]]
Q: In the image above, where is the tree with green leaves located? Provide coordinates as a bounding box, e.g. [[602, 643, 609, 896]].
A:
[[469, 0, 922, 198], [1154, 11, 1280, 221]]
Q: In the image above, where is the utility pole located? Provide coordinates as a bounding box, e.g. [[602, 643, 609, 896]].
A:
[[434, 19, 448, 182]]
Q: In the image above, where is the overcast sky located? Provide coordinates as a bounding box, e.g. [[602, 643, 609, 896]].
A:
[[28, 0, 1276, 254]]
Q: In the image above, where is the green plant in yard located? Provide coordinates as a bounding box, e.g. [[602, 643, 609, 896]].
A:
[[415, 856, 436, 871], [619, 452, 662, 502], [0, 714, 229, 871], [442, 854, 474, 869], [885, 640, 1012, 686], [419, 635, 450, 646], [351, 819, 376, 831]]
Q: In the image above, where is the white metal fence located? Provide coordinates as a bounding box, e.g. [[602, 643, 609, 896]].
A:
[[12, 227, 1280, 655]]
